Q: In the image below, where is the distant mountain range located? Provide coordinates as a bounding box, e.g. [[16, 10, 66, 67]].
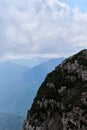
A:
[[0, 113, 23, 130], [0, 61, 28, 88], [11, 57, 49, 67], [0, 58, 64, 116], [0, 57, 64, 130], [0, 57, 64, 116]]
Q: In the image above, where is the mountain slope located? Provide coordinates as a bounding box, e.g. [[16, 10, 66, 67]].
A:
[[11, 57, 49, 67], [0, 58, 64, 116], [23, 49, 87, 130], [0, 61, 28, 90], [0, 113, 23, 130], [22, 58, 64, 83]]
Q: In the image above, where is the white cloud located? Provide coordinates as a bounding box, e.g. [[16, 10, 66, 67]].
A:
[[0, 0, 87, 60]]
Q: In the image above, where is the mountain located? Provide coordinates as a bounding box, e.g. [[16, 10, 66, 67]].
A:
[[0, 61, 29, 114], [22, 58, 65, 83], [0, 61, 28, 87], [0, 58, 64, 116], [0, 113, 23, 130], [23, 49, 87, 130], [11, 58, 49, 67]]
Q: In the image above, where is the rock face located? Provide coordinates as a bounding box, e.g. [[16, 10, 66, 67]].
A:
[[23, 49, 87, 130]]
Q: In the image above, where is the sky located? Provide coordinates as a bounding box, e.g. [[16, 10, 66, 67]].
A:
[[0, 0, 87, 60]]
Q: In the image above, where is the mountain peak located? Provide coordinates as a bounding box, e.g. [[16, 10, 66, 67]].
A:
[[55, 49, 87, 82], [23, 49, 87, 130]]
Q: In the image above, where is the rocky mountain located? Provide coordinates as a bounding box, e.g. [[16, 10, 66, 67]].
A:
[[23, 49, 87, 130]]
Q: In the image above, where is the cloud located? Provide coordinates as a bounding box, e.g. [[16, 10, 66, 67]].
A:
[[0, 0, 87, 60]]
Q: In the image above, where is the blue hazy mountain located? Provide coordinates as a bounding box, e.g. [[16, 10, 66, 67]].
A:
[[11, 57, 49, 67], [0, 113, 24, 130], [0, 61, 29, 100], [22, 58, 65, 83], [0, 58, 64, 116], [0, 61, 29, 85]]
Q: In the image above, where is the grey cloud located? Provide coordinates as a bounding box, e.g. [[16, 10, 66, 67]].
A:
[[0, 0, 87, 60]]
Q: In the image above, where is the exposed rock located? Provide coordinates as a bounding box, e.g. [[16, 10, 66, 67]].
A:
[[58, 86, 67, 96], [46, 82, 55, 88], [23, 49, 87, 130]]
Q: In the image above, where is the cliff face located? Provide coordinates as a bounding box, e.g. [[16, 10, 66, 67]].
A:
[[23, 49, 87, 130]]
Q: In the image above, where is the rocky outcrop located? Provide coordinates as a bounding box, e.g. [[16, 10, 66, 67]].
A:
[[23, 49, 87, 130]]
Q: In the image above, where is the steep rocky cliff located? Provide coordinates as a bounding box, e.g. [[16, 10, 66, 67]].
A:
[[23, 49, 87, 130]]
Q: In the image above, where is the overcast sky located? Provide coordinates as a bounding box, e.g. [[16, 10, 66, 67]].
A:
[[0, 0, 87, 60]]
